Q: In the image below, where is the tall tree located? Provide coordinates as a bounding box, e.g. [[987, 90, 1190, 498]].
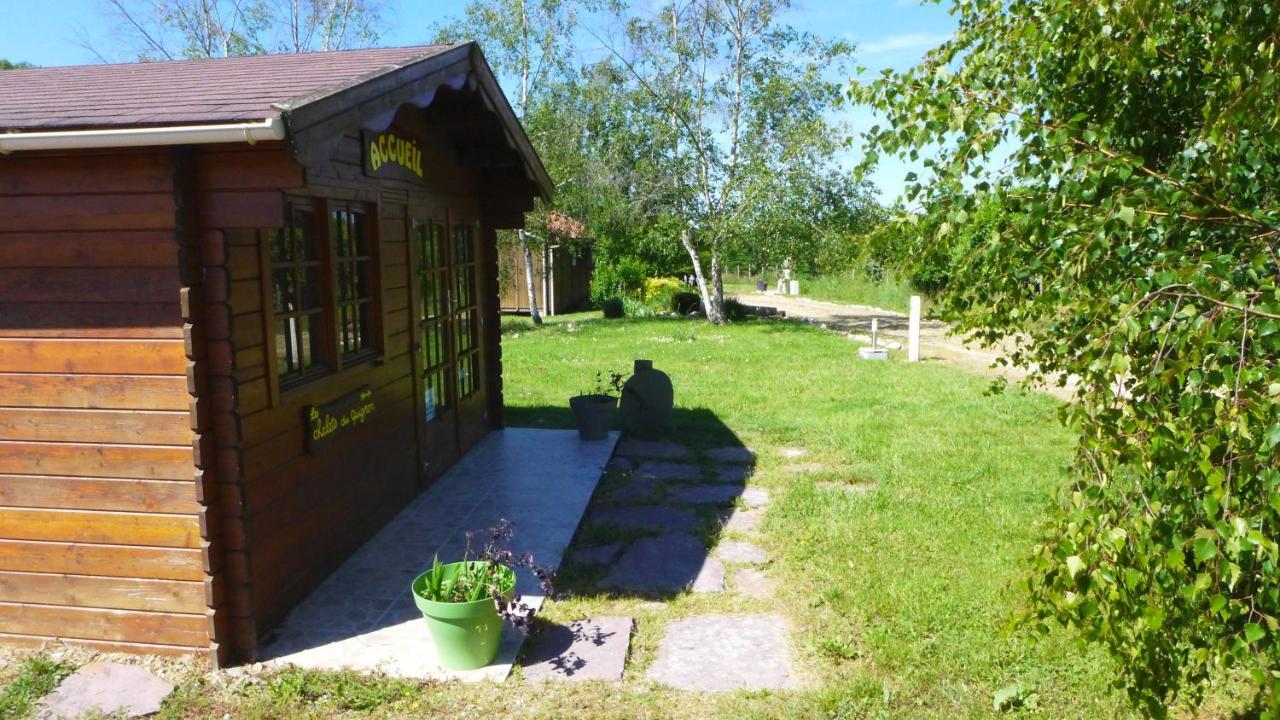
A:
[[0, 59, 35, 70], [100, 0, 383, 60], [853, 0, 1279, 715], [605, 0, 850, 323], [435, 0, 589, 326]]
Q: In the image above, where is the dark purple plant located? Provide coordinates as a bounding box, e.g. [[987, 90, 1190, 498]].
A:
[[462, 518, 555, 629]]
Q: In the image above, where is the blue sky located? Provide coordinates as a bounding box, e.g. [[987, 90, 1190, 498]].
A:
[[0, 0, 957, 201]]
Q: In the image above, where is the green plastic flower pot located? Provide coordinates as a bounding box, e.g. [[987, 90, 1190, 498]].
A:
[[410, 561, 516, 670]]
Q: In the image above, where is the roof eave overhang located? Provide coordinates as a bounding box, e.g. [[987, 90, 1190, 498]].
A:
[[280, 43, 554, 203]]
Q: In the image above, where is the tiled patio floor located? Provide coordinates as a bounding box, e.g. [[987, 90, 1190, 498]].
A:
[[259, 428, 619, 681]]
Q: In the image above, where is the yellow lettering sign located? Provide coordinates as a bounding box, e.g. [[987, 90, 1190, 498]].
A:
[[367, 131, 424, 179]]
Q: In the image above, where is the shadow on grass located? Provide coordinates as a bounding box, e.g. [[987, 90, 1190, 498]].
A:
[[508, 405, 753, 607]]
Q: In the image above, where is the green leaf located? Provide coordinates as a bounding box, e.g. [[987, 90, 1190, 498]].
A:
[[1117, 206, 1136, 226], [1194, 538, 1217, 564], [1066, 555, 1086, 578], [1246, 623, 1265, 643]]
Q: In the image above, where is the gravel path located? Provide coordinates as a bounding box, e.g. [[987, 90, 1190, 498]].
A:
[[739, 291, 1075, 401]]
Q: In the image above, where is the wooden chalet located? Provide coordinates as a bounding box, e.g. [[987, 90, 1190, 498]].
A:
[[0, 44, 552, 664]]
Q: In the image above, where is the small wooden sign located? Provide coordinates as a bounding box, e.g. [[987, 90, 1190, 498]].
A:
[[363, 129, 424, 181], [305, 385, 377, 452]]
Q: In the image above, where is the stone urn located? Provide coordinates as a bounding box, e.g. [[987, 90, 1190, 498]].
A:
[[618, 359, 673, 438]]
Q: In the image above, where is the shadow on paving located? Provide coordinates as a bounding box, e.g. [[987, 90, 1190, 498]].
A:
[[510, 406, 756, 603]]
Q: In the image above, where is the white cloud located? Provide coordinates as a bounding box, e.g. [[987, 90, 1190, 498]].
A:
[[856, 31, 951, 56]]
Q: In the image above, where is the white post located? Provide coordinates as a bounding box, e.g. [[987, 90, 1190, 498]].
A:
[[908, 295, 922, 362], [870, 317, 878, 349]]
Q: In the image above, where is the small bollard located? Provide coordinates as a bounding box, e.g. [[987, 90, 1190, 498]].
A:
[[858, 316, 888, 360]]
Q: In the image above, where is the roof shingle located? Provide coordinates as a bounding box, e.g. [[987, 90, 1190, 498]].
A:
[[0, 45, 456, 130]]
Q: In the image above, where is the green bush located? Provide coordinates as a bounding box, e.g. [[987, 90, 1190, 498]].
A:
[[671, 291, 701, 315], [591, 257, 650, 303], [641, 277, 685, 312], [600, 296, 625, 319], [621, 296, 652, 318]]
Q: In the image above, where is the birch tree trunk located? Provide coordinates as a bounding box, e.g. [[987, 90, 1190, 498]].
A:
[[518, 230, 543, 325], [681, 228, 725, 323]]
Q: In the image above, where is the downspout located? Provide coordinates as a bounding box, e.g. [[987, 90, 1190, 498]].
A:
[[0, 118, 285, 154]]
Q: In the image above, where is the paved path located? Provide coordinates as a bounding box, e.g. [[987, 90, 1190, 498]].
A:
[[739, 291, 1075, 401], [538, 438, 797, 690]]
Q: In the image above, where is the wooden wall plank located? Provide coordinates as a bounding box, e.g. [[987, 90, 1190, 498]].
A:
[[0, 339, 188, 375], [195, 150, 303, 191], [0, 408, 191, 445], [0, 475, 198, 514], [0, 631, 202, 656], [0, 440, 193, 480], [0, 508, 201, 548], [0, 194, 176, 232], [0, 602, 207, 646], [0, 374, 190, 410], [0, 154, 172, 196], [0, 572, 205, 614], [0, 269, 180, 304], [0, 540, 204, 581], [0, 232, 178, 268], [0, 303, 182, 338]]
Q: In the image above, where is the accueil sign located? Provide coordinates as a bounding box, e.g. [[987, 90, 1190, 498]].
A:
[[363, 130, 424, 181]]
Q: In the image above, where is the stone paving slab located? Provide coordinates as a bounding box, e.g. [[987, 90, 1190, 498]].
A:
[[779, 447, 808, 459], [670, 484, 741, 505], [604, 476, 662, 502], [634, 461, 703, 481], [572, 542, 624, 566], [711, 465, 752, 484], [741, 487, 771, 508], [707, 446, 756, 464], [721, 508, 764, 534], [606, 456, 636, 471], [715, 540, 767, 565], [616, 438, 693, 460], [647, 614, 798, 691], [589, 505, 698, 533], [819, 481, 874, 495], [731, 568, 775, 599], [259, 429, 618, 681], [38, 663, 173, 720], [521, 617, 634, 682], [601, 533, 724, 594]]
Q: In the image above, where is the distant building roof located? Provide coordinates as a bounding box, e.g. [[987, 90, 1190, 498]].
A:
[[0, 45, 454, 130], [544, 211, 588, 239]]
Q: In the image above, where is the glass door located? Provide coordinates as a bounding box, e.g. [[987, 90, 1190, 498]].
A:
[[411, 214, 459, 480], [451, 219, 488, 452]]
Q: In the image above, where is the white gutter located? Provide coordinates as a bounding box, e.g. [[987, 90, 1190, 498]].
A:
[[0, 117, 285, 154]]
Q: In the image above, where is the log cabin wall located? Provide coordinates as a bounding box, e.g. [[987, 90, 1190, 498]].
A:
[[209, 108, 499, 660], [0, 148, 214, 657]]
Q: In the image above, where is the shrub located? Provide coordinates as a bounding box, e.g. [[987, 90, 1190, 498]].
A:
[[591, 257, 650, 303], [671, 291, 702, 315], [600, 296, 625, 319], [642, 277, 685, 311], [621, 296, 652, 318], [723, 297, 749, 321]]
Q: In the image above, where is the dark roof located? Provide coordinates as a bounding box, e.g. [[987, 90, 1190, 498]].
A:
[[0, 45, 454, 129]]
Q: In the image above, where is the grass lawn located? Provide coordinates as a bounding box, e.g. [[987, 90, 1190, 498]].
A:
[[6, 313, 1239, 718]]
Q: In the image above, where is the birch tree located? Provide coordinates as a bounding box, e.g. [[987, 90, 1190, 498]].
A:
[[435, 0, 588, 325], [100, 0, 383, 60], [606, 0, 850, 323]]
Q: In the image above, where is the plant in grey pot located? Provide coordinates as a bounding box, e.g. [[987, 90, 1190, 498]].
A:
[[570, 370, 625, 441]]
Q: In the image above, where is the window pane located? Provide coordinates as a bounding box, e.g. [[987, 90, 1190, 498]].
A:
[[272, 269, 296, 313], [351, 212, 367, 256], [275, 318, 295, 374], [356, 258, 372, 298], [269, 228, 291, 263], [302, 265, 323, 310], [294, 208, 317, 261]]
